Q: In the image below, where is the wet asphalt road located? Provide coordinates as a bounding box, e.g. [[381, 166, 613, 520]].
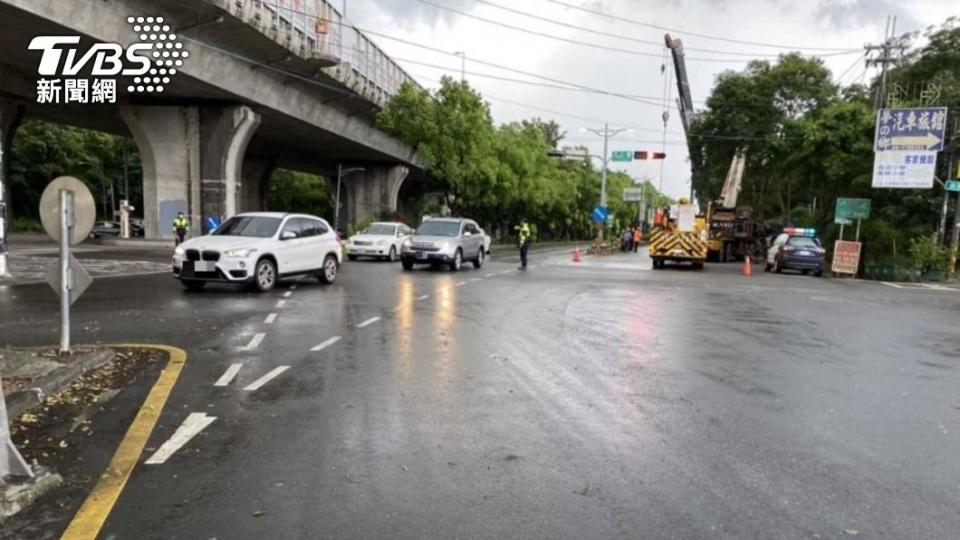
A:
[[1, 244, 960, 539]]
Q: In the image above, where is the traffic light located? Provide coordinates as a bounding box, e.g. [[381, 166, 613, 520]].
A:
[[633, 151, 666, 160]]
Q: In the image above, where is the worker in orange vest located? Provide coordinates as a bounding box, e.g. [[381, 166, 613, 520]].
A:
[[632, 227, 641, 252]]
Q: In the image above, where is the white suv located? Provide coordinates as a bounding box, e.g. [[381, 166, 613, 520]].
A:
[[173, 212, 342, 292]]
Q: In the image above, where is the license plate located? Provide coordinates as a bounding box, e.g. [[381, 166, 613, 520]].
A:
[[798, 250, 811, 256], [415, 251, 427, 259], [194, 261, 216, 272]]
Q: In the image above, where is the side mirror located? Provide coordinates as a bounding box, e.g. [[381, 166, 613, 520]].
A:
[[464, 231, 472, 237], [280, 230, 297, 240]]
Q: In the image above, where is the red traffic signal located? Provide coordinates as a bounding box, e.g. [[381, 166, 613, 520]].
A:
[[633, 151, 666, 160]]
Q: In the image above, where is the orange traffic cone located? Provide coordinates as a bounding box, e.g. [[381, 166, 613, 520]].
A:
[[742, 256, 752, 276], [573, 246, 582, 262]]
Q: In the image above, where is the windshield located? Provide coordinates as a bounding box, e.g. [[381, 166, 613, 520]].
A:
[[416, 220, 461, 237], [213, 216, 281, 238], [362, 224, 397, 236], [787, 236, 821, 248]]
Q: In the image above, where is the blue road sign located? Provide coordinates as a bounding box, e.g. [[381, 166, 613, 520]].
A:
[[875, 107, 948, 152], [591, 205, 608, 224]]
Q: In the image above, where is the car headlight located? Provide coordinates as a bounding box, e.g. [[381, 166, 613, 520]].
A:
[[224, 248, 257, 258], [174, 246, 185, 256], [402, 238, 413, 249], [437, 242, 450, 251]]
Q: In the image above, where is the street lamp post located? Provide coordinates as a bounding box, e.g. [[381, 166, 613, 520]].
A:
[[334, 165, 365, 232], [582, 124, 633, 207]]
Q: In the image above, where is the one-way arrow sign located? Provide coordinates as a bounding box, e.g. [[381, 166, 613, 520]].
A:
[[890, 133, 942, 150]]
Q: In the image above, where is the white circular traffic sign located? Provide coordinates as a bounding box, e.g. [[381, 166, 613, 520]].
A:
[[39, 176, 96, 245]]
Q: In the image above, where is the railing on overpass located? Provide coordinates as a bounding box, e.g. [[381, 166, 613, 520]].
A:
[[203, 0, 419, 108]]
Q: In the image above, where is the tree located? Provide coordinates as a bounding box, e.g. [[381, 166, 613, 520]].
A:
[[521, 118, 566, 149], [378, 77, 498, 215], [266, 169, 332, 220]]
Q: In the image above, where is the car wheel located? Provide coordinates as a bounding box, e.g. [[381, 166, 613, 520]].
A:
[[764, 261, 771, 272], [449, 249, 462, 271], [347, 254, 358, 261], [254, 258, 277, 292], [814, 268, 823, 278], [388, 246, 397, 262], [473, 248, 485, 269], [319, 255, 338, 284], [182, 280, 205, 291], [402, 259, 414, 271]]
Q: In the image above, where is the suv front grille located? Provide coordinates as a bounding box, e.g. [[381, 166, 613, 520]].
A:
[[185, 249, 200, 261], [202, 250, 221, 262]]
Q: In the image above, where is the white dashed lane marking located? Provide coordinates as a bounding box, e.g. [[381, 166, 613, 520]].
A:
[[276, 300, 287, 309], [283, 291, 293, 298], [243, 366, 291, 391], [144, 413, 217, 465], [484, 273, 496, 278], [470, 278, 481, 282], [356, 317, 381, 328], [242, 332, 266, 351], [290, 284, 298, 290], [311, 336, 342, 352], [213, 363, 243, 387], [264, 313, 278, 324], [456, 281, 466, 287], [417, 295, 430, 301]]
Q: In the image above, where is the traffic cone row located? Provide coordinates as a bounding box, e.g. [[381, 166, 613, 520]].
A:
[[573, 246, 582, 263], [742, 255, 752, 276]]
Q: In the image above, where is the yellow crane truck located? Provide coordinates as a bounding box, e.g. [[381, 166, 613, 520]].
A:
[[648, 198, 708, 269]]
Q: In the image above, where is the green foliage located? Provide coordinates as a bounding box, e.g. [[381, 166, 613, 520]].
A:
[[378, 77, 669, 241], [266, 169, 332, 221], [12, 217, 43, 232], [8, 120, 141, 221], [690, 18, 960, 264], [909, 235, 949, 272]]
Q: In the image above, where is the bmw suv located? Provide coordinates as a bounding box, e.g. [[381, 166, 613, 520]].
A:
[[173, 212, 342, 291]]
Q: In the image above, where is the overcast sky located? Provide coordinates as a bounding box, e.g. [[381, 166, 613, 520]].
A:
[[343, 0, 956, 199]]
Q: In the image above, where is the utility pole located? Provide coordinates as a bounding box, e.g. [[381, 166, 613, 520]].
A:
[[583, 123, 631, 207], [865, 15, 904, 110], [949, 168, 959, 280]]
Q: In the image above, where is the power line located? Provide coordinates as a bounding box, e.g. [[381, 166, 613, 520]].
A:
[[470, 0, 860, 59], [393, 56, 664, 106], [835, 51, 868, 86], [542, 0, 861, 52], [411, 0, 761, 63]]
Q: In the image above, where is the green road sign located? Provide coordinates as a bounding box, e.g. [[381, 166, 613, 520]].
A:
[[611, 150, 633, 162], [835, 197, 871, 220], [834, 217, 853, 226], [946, 180, 960, 192]]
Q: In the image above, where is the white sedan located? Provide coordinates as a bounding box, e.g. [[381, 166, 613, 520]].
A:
[[172, 212, 342, 292], [345, 222, 414, 262]]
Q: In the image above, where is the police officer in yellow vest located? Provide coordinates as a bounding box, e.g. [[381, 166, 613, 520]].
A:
[[172, 212, 189, 246], [514, 218, 531, 270]]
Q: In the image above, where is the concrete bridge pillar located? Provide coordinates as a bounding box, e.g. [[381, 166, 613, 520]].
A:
[[200, 107, 261, 229], [345, 164, 409, 225], [120, 105, 260, 239], [0, 101, 25, 276]]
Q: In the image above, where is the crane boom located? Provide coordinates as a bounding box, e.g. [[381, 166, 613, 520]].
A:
[[665, 34, 695, 133], [719, 150, 747, 209]]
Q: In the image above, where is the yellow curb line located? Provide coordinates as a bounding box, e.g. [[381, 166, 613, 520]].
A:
[[60, 344, 187, 540]]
